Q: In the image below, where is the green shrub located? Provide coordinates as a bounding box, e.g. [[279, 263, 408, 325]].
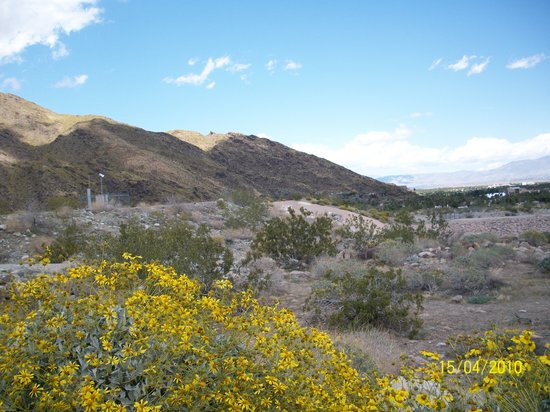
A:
[[537, 256, 550, 274], [462, 232, 500, 245], [519, 230, 548, 247], [222, 190, 269, 230], [467, 295, 492, 304], [46, 195, 81, 211], [375, 240, 419, 267], [337, 215, 379, 256], [47, 221, 86, 262], [306, 266, 423, 337], [248, 207, 336, 268], [86, 218, 233, 290], [404, 268, 443, 293], [368, 208, 390, 223]]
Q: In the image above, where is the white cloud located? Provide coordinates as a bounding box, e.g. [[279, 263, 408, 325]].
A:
[[447, 55, 475, 71], [256, 132, 272, 139], [468, 57, 490, 76], [164, 56, 230, 86], [284, 60, 302, 70], [187, 57, 198, 66], [0, 0, 101, 63], [54, 74, 88, 88], [429, 58, 442, 70], [52, 42, 69, 60], [1, 77, 21, 90], [206, 81, 216, 89], [266, 59, 276, 72], [507, 53, 547, 69], [228, 63, 251, 73], [292, 129, 550, 177]]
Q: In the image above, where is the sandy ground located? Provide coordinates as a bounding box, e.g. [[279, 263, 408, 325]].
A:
[[270, 200, 385, 228]]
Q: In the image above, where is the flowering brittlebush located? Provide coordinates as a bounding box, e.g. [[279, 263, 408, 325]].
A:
[[0, 255, 548, 411]]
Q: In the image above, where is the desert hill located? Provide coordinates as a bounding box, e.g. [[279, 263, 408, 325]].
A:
[[0, 93, 413, 211]]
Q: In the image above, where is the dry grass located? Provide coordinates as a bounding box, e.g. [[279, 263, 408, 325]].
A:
[[55, 206, 74, 219], [5, 212, 34, 233], [329, 328, 404, 375], [167, 130, 228, 151]]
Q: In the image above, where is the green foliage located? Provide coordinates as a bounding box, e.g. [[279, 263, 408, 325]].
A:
[[47, 221, 86, 263], [248, 207, 336, 268], [87, 218, 233, 289], [222, 190, 269, 230], [519, 230, 548, 247], [46, 195, 81, 211], [307, 266, 423, 337], [375, 240, 419, 267], [444, 245, 512, 294], [537, 256, 550, 274], [368, 208, 390, 223], [337, 215, 379, 255], [404, 269, 444, 293], [467, 295, 492, 304]]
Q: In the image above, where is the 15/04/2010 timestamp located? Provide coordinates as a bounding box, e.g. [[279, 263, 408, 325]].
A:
[[440, 359, 524, 375]]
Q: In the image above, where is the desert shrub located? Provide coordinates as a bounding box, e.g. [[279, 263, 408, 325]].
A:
[[337, 215, 379, 257], [368, 208, 390, 223], [222, 190, 269, 230], [46, 195, 81, 211], [306, 266, 423, 337], [0, 257, 378, 411], [467, 294, 492, 304], [310, 256, 367, 279], [519, 230, 548, 247], [537, 256, 550, 274], [404, 268, 443, 293], [443, 244, 513, 294], [376, 239, 420, 267], [0, 259, 547, 410], [248, 207, 336, 268], [86, 218, 233, 290], [462, 232, 500, 245], [5, 212, 34, 233], [46, 221, 87, 263]]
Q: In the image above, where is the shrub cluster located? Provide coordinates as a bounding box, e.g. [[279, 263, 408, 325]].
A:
[[219, 190, 269, 230], [306, 266, 423, 337]]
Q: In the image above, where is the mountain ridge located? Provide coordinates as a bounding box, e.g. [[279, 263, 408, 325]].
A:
[[0, 93, 413, 212]]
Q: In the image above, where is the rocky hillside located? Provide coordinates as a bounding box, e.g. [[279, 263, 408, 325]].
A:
[[0, 93, 413, 211]]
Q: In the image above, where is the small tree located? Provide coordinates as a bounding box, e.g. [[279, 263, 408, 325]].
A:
[[248, 207, 336, 268]]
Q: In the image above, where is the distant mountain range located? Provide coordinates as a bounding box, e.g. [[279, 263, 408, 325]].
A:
[[379, 156, 550, 189], [0, 93, 413, 212]]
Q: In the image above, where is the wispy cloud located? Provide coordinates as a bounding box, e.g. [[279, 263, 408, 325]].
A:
[[228, 63, 251, 73], [468, 57, 490, 76], [206, 81, 216, 89], [266, 59, 276, 72], [187, 57, 198, 66], [284, 60, 302, 70], [164, 56, 230, 86], [52, 42, 69, 60], [54, 74, 88, 88], [0, 0, 101, 63], [1, 77, 21, 91], [429, 58, 442, 70], [507, 53, 547, 69], [447, 55, 475, 71], [292, 129, 550, 177]]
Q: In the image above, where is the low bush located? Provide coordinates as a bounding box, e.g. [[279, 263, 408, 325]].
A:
[[221, 190, 269, 230], [337, 215, 379, 257], [46, 195, 81, 211], [537, 256, 550, 274], [376, 240, 419, 267], [306, 266, 423, 337], [5, 212, 34, 233], [404, 268, 444, 293], [85, 218, 233, 290], [248, 207, 336, 268], [467, 294, 492, 304], [45, 222, 86, 263], [519, 230, 548, 247]]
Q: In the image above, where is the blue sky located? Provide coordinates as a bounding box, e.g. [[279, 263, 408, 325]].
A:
[[1, 0, 549, 177]]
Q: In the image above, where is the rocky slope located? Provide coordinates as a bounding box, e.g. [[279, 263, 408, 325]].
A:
[[0, 93, 413, 211]]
